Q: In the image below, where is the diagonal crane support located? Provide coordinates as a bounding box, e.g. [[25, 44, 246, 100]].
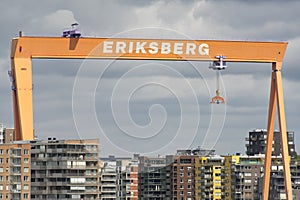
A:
[[10, 36, 291, 199]]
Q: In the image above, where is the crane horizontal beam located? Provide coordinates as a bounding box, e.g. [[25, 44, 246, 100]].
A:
[[11, 37, 287, 63]]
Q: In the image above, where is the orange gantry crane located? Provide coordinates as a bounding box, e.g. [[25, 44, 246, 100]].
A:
[[10, 36, 291, 199]]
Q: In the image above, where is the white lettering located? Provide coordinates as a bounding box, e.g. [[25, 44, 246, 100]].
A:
[[186, 43, 196, 55], [199, 43, 209, 55], [103, 41, 113, 53], [103, 41, 209, 56], [116, 42, 126, 53], [136, 42, 147, 54], [128, 42, 134, 53], [161, 43, 171, 54], [173, 43, 183, 54], [148, 42, 159, 54]]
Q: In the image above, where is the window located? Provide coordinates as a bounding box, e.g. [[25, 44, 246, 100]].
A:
[[245, 185, 251, 190], [24, 149, 29, 155], [215, 192, 221, 196], [0, 149, 3, 155], [0, 168, 3, 173], [24, 158, 29, 164], [24, 176, 29, 182], [24, 168, 29, 173], [245, 179, 252, 183], [24, 185, 29, 190], [245, 166, 251, 170], [0, 185, 3, 190], [0, 176, 2, 181], [24, 193, 29, 199], [86, 170, 91, 175], [0, 159, 2, 164]]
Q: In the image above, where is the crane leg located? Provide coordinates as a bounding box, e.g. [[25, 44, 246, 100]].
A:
[[275, 65, 292, 200], [263, 70, 276, 200], [263, 62, 292, 200]]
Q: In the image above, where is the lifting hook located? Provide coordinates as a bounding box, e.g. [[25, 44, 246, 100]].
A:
[[210, 55, 226, 104]]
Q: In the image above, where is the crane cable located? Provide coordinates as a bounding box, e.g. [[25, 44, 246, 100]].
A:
[[216, 70, 220, 96]]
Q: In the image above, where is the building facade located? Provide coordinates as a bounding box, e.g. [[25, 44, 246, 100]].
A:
[[195, 156, 224, 200], [169, 154, 195, 200], [100, 155, 139, 200], [246, 129, 296, 156], [116, 158, 138, 200], [223, 155, 240, 200], [0, 124, 15, 144], [265, 156, 300, 200], [100, 159, 117, 199], [0, 142, 31, 200], [231, 155, 264, 200], [138, 156, 171, 200], [30, 138, 100, 200]]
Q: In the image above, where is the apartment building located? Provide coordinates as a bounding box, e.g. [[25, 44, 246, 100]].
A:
[[0, 142, 31, 200], [264, 156, 300, 200], [169, 148, 213, 200], [138, 155, 171, 200], [223, 155, 240, 200], [169, 154, 195, 200], [116, 157, 138, 200], [100, 155, 139, 200], [0, 124, 15, 144], [195, 155, 224, 200], [0, 124, 4, 144], [246, 129, 296, 156], [223, 154, 300, 200], [231, 155, 264, 200], [100, 159, 117, 199], [30, 138, 100, 200]]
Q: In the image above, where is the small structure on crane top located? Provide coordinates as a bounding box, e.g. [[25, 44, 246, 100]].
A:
[[62, 23, 81, 38], [209, 55, 227, 70], [210, 55, 226, 104]]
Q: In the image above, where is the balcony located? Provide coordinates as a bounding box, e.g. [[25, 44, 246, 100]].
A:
[[10, 189, 21, 193]]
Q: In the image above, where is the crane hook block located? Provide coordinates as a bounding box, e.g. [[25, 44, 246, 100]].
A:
[[210, 89, 225, 104]]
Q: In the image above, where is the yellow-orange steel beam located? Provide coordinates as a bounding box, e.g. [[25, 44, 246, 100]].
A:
[[263, 68, 277, 200], [11, 58, 33, 141], [275, 63, 293, 200], [12, 37, 287, 62], [263, 62, 292, 200]]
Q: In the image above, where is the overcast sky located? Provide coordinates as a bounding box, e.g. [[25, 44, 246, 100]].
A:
[[1, 0, 300, 157]]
